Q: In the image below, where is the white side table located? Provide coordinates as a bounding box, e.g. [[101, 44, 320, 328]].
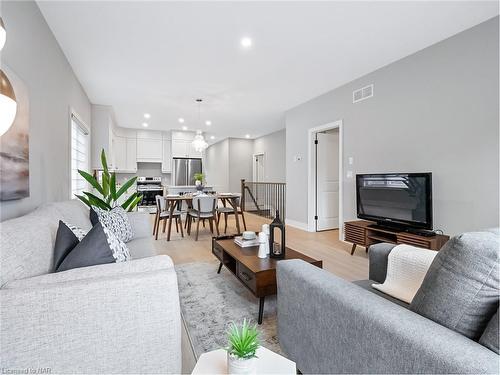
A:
[[192, 347, 296, 374]]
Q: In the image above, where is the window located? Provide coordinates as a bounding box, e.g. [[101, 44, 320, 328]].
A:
[[70, 113, 90, 198]]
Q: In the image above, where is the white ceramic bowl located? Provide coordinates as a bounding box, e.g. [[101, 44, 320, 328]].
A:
[[242, 231, 257, 240]]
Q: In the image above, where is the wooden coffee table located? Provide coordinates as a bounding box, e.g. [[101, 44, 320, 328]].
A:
[[212, 236, 323, 324]]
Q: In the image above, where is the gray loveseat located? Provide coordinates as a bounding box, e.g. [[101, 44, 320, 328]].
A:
[[1, 200, 181, 374], [277, 243, 499, 374]]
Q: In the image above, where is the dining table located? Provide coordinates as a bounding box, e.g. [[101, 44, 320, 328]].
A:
[[163, 193, 242, 241]]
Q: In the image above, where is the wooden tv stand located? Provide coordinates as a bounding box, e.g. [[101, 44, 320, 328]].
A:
[[344, 220, 450, 256]]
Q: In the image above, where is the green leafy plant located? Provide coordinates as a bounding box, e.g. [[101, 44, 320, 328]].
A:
[[75, 149, 142, 212], [226, 319, 260, 359], [194, 172, 205, 182]]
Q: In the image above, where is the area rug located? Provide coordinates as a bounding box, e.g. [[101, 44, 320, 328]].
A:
[[175, 261, 282, 358]]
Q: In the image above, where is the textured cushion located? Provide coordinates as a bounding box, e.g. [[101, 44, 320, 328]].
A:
[[479, 309, 499, 354], [53, 221, 81, 272], [127, 237, 156, 259], [93, 206, 134, 242], [57, 222, 131, 272], [89, 207, 99, 226], [0, 207, 60, 286], [127, 211, 152, 239], [410, 231, 500, 340]]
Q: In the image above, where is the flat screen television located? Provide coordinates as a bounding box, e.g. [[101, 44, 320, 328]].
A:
[[356, 173, 432, 230]]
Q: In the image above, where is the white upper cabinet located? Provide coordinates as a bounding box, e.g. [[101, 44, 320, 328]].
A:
[[136, 130, 163, 162], [137, 139, 162, 162], [171, 131, 202, 158], [126, 138, 137, 172], [112, 135, 137, 173], [171, 139, 190, 158], [162, 139, 172, 173], [113, 136, 127, 171]]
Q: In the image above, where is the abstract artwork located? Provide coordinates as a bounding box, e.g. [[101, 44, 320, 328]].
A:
[[0, 64, 29, 201]]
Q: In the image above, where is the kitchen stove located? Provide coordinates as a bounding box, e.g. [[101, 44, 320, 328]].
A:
[[137, 177, 163, 207]]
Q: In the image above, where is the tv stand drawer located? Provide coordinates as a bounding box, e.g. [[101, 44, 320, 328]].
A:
[[345, 222, 367, 246]]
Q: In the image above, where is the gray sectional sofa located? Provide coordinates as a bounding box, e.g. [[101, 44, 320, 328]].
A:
[[0, 200, 181, 374], [277, 242, 499, 374]]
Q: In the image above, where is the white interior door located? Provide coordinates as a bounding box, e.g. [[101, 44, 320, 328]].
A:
[[253, 154, 265, 182], [316, 132, 339, 231]]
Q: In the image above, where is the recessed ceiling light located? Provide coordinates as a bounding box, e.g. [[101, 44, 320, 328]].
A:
[[205, 120, 212, 126], [182, 126, 188, 131], [210, 136, 215, 140], [142, 122, 148, 127], [245, 134, 250, 138], [143, 113, 151, 119], [241, 37, 252, 48], [178, 118, 185, 123]]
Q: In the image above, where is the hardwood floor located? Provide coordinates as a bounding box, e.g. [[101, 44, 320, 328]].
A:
[[152, 212, 369, 281]]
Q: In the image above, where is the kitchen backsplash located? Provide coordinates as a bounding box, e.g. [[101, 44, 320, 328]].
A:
[[115, 162, 171, 186]]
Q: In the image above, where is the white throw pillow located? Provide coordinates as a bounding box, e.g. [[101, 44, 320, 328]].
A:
[[93, 206, 134, 243]]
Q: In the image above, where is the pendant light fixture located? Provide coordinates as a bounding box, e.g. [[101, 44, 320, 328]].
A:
[[192, 99, 208, 152], [0, 17, 17, 137]]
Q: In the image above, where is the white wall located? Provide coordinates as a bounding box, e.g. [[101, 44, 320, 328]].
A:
[[228, 138, 253, 192], [204, 138, 255, 193], [204, 139, 229, 192], [285, 17, 499, 235], [0, 1, 91, 221], [253, 129, 286, 183]]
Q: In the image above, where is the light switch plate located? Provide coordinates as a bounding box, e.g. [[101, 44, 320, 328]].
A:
[[347, 171, 353, 178], [348, 157, 354, 165]]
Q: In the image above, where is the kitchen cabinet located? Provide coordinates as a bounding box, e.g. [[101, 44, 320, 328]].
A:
[[113, 136, 127, 171], [137, 138, 162, 162], [112, 135, 137, 173], [126, 138, 137, 171], [162, 138, 172, 173], [171, 139, 202, 158], [137, 130, 163, 162]]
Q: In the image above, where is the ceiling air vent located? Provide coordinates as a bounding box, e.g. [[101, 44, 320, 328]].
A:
[[352, 84, 374, 103]]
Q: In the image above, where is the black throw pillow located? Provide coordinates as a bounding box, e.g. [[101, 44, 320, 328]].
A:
[[56, 222, 131, 272], [53, 221, 80, 271], [90, 206, 99, 226]]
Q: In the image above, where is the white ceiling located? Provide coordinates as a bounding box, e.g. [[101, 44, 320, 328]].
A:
[[38, 1, 498, 141]]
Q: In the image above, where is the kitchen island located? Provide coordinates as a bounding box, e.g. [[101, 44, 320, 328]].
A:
[[165, 185, 214, 195]]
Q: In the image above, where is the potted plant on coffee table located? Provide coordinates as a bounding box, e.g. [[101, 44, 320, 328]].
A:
[[225, 319, 260, 374]]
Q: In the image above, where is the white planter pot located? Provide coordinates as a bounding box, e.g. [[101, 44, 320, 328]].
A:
[[227, 353, 256, 375], [195, 180, 202, 186]]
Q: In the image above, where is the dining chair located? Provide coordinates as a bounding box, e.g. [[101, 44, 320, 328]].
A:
[[187, 195, 219, 241], [216, 193, 247, 234], [153, 195, 183, 240]]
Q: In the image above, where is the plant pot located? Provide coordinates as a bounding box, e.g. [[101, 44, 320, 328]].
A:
[[195, 180, 204, 191], [227, 352, 256, 375]]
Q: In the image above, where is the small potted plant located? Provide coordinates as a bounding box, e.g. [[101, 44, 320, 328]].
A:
[[226, 319, 260, 374], [194, 172, 205, 191]]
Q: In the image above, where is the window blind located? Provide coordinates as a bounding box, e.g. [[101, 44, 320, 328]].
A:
[[70, 114, 89, 198]]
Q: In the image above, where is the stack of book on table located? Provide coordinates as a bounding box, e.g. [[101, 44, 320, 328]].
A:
[[234, 236, 260, 248]]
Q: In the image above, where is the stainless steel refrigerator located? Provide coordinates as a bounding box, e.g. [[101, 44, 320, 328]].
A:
[[172, 158, 202, 186]]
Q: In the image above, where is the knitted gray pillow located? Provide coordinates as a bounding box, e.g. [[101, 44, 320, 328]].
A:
[[410, 231, 499, 340], [93, 206, 134, 243]]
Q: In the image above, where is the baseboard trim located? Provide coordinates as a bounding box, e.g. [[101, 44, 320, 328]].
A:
[[285, 219, 310, 232]]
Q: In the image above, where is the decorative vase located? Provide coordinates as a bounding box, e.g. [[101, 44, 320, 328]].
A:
[[195, 180, 204, 191], [227, 353, 256, 375]]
